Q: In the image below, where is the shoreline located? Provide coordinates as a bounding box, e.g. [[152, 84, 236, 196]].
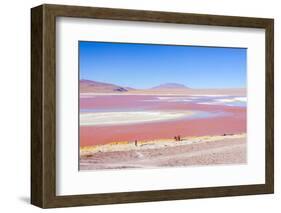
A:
[[80, 133, 246, 170], [80, 133, 246, 155], [80, 88, 246, 97]]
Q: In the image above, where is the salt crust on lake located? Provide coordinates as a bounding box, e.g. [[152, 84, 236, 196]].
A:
[[80, 110, 195, 126]]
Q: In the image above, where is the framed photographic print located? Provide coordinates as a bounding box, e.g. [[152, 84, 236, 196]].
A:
[[31, 4, 274, 208]]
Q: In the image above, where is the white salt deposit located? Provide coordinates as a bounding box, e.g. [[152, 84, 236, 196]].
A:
[[80, 110, 195, 126]]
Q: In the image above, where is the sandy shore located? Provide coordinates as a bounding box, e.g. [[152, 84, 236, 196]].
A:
[[80, 133, 246, 170]]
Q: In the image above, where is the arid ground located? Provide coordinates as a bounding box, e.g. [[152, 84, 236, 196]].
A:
[[80, 134, 246, 170]]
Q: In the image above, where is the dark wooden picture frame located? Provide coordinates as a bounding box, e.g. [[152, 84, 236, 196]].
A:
[[31, 4, 274, 208]]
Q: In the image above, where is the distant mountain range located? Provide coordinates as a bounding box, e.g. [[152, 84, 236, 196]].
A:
[[80, 79, 190, 93], [80, 80, 132, 93]]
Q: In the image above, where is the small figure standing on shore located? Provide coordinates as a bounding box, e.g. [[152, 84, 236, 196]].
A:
[[174, 135, 181, 141], [135, 140, 138, 147]]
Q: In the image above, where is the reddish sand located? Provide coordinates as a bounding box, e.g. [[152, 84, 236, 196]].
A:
[[80, 95, 246, 146]]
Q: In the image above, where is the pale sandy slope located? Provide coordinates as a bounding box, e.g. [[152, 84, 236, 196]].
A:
[[80, 134, 246, 170]]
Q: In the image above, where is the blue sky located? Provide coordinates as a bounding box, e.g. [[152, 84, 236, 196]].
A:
[[79, 41, 246, 89]]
